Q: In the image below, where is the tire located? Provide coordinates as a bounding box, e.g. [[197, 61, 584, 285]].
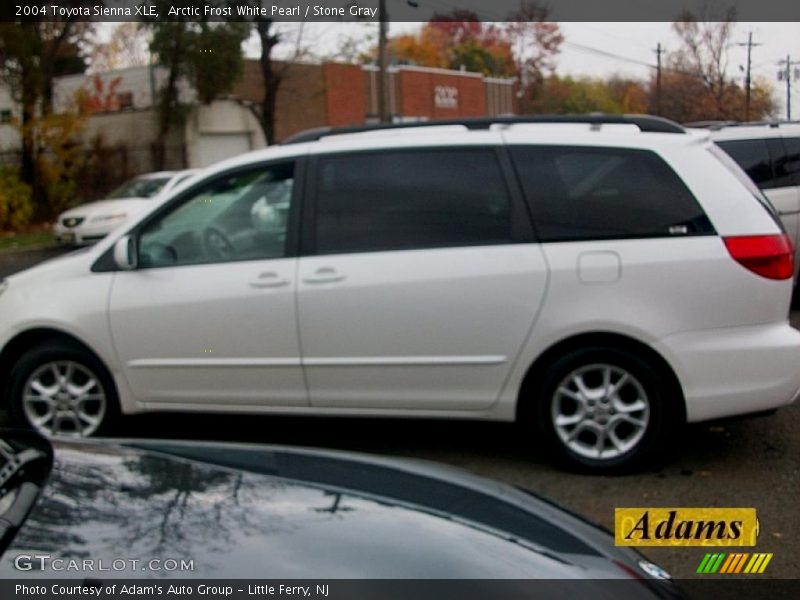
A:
[[7, 342, 120, 438], [529, 346, 676, 473]]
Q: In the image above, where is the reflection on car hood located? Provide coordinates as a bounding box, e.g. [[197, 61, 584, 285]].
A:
[[0, 439, 644, 579], [58, 198, 150, 219]]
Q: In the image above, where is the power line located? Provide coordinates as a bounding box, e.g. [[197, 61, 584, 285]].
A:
[[562, 41, 653, 69]]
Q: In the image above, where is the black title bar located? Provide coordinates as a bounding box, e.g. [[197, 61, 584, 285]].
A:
[[2, 0, 799, 22]]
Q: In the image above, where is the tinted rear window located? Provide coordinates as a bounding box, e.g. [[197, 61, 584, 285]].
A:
[[510, 146, 713, 242], [715, 139, 784, 189], [314, 149, 513, 254], [783, 137, 800, 182]]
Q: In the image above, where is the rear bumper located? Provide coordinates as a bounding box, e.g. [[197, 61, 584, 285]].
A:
[[654, 322, 800, 422]]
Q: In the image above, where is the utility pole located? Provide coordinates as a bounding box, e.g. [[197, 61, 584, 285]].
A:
[[377, 0, 389, 123], [736, 32, 761, 121], [778, 55, 798, 120], [653, 42, 664, 115]]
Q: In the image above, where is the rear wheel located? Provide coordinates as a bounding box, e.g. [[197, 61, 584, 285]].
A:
[[529, 347, 675, 473], [7, 342, 119, 438]]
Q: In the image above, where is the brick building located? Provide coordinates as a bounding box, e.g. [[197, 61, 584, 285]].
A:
[[232, 60, 518, 142]]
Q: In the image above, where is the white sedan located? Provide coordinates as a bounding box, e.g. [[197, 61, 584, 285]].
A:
[[53, 170, 198, 246]]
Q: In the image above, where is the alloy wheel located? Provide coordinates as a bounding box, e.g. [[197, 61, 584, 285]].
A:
[[551, 363, 650, 460], [22, 360, 107, 437]]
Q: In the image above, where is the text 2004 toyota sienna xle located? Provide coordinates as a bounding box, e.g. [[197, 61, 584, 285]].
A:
[[1, 116, 799, 472]]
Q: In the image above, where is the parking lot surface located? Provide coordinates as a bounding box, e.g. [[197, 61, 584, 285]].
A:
[[1, 247, 797, 579]]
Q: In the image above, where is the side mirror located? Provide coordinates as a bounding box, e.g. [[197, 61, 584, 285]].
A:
[[113, 235, 138, 271]]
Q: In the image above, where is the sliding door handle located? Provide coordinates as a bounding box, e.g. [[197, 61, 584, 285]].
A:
[[249, 272, 290, 288], [302, 267, 346, 284]]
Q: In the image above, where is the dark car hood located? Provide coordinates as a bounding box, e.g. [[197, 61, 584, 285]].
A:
[[0, 439, 650, 580]]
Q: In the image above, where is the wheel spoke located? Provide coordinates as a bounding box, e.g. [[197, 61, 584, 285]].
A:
[[25, 393, 55, 406], [573, 374, 593, 398], [557, 386, 585, 406], [613, 414, 647, 428], [614, 398, 647, 414], [63, 362, 75, 383], [30, 380, 58, 398], [555, 412, 584, 427], [76, 412, 100, 427], [607, 427, 624, 452], [31, 411, 55, 428], [75, 394, 104, 404], [602, 366, 612, 395], [608, 372, 629, 396], [67, 379, 97, 397], [594, 427, 607, 454], [566, 421, 588, 441]]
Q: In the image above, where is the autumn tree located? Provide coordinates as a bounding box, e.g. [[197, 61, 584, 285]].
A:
[[245, 21, 310, 145], [87, 23, 152, 72], [385, 15, 513, 76], [504, 1, 563, 112], [526, 75, 647, 115], [382, 5, 561, 109], [652, 69, 773, 123], [651, 14, 775, 122], [145, 2, 249, 167], [0, 19, 89, 210]]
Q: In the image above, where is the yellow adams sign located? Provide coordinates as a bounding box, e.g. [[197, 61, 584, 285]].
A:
[[615, 508, 759, 547]]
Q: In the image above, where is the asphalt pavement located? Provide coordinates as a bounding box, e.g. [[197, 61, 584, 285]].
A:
[[0, 246, 797, 580]]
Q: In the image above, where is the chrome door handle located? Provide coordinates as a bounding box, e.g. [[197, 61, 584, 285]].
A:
[[302, 267, 346, 284], [249, 272, 290, 288]]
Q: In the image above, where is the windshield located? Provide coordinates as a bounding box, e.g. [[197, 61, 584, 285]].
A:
[[106, 176, 171, 200]]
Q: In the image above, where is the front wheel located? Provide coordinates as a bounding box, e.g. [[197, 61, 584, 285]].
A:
[[531, 347, 675, 473], [7, 343, 119, 438]]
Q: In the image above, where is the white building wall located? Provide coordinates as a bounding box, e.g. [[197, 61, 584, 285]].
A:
[[0, 85, 21, 153], [54, 65, 196, 112]]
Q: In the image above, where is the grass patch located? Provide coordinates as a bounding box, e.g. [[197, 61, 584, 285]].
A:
[[0, 231, 56, 253]]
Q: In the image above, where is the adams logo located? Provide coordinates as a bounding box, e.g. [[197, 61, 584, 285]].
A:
[[615, 508, 758, 547]]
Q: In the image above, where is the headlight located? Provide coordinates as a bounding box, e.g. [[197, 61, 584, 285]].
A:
[[91, 213, 127, 223]]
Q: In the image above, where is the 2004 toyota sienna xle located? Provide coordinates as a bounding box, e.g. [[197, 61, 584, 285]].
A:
[[1, 115, 799, 472]]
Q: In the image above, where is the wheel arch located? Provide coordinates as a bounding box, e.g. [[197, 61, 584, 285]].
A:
[[0, 328, 116, 407], [515, 331, 686, 424]]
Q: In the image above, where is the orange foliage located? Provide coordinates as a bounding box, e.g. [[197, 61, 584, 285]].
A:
[[77, 75, 123, 113]]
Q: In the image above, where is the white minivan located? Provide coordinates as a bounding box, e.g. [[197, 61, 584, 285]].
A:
[[1, 115, 799, 472]]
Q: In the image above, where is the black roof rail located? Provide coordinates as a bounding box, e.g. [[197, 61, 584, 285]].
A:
[[683, 120, 737, 129], [281, 114, 687, 144], [688, 119, 800, 131]]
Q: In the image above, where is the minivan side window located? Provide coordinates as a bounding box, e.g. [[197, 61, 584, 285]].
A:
[[783, 137, 800, 184], [313, 149, 514, 255], [766, 138, 796, 189], [510, 146, 713, 242], [716, 139, 776, 189], [138, 163, 295, 268]]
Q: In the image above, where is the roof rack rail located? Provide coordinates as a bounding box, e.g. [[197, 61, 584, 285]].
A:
[[281, 114, 687, 144], [683, 120, 737, 129], [687, 119, 800, 131]]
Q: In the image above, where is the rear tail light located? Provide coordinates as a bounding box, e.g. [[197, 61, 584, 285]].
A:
[[723, 234, 794, 280]]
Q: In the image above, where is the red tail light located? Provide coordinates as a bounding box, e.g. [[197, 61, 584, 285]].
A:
[[723, 234, 794, 280]]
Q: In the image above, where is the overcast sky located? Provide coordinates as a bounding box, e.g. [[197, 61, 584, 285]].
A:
[[269, 21, 799, 118]]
